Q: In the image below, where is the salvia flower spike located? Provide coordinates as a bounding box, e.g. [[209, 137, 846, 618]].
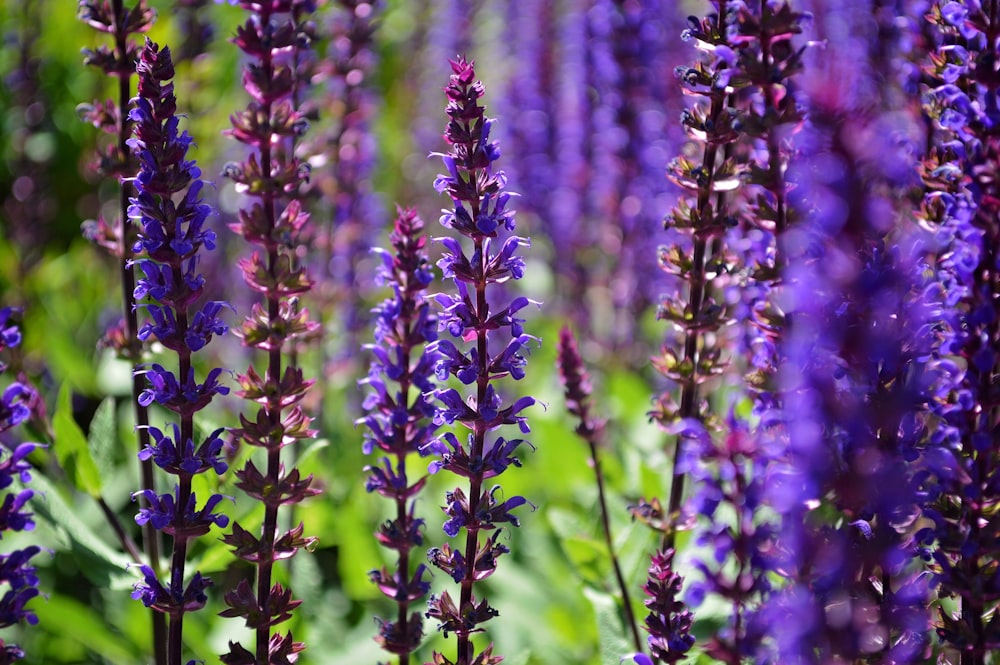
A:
[[654, 0, 741, 549], [220, 1, 320, 663], [423, 56, 538, 665], [0, 308, 42, 664], [127, 37, 232, 665], [678, 3, 810, 661], [915, 2, 1000, 661], [359, 206, 441, 662], [77, 3, 165, 659]]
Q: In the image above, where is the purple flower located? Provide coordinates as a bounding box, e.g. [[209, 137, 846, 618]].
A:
[[125, 40, 231, 665], [359, 207, 440, 658], [0, 310, 41, 658], [911, 2, 1000, 657], [637, 549, 694, 664], [423, 57, 538, 665], [131, 564, 212, 615]]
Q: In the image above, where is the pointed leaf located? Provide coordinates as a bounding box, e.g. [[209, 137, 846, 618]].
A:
[[87, 396, 117, 480], [52, 383, 103, 497]]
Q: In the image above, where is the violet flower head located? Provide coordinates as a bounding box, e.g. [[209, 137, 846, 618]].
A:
[[312, 0, 384, 349], [126, 38, 231, 665], [424, 57, 538, 665], [0, 308, 42, 662], [624, 548, 693, 665], [654, 0, 745, 551], [676, 4, 809, 662], [359, 207, 440, 659]]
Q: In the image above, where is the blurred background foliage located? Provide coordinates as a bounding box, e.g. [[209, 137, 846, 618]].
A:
[[0, 0, 726, 663]]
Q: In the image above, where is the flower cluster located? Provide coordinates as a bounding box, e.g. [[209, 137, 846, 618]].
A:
[[77, 0, 155, 184], [220, 1, 320, 663], [653, 0, 743, 548], [125, 38, 231, 665], [422, 57, 537, 665], [755, 4, 938, 656], [914, 1, 1000, 658], [77, 7, 167, 657], [0, 309, 41, 664], [674, 3, 809, 661], [359, 207, 440, 661], [631, 549, 694, 665], [310, 0, 384, 348]]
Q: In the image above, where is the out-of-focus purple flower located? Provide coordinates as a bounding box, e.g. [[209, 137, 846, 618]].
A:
[[756, 15, 937, 656], [423, 57, 537, 665], [308, 1, 384, 360], [358, 207, 440, 659]]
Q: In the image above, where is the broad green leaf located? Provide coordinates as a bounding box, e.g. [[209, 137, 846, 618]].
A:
[[547, 506, 610, 588], [29, 471, 133, 588], [52, 382, 103, 497], [33, 594, 142, 665]]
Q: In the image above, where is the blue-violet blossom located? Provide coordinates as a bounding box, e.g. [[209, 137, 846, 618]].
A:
[[126, 38, 231, 665], [422, 57, 538, 665], [0, 308, 41, 665]]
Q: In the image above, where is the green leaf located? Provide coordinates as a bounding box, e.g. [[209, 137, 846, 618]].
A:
[[87, 396, 117, 480], [547, 506, 610, 588], [33, 594, 142, 664], [585, 586, 635, 662], [29, 471, 133, 588], [52, 382, 103, 497]]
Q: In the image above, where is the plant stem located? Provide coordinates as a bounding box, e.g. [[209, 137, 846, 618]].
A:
[[111, 1, 165, 661]]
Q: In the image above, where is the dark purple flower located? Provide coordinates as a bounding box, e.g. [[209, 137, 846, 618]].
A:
[[359, 207, 440, 658], [125, 41, 231, 665], [624, 549, 693, 665], [0, 310, 41, 658], [423, 57, 538, 665], [131, 564, 212, 615]]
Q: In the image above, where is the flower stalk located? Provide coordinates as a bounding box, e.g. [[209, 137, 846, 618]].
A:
[[220, 2, 320, 662], [556, 326, 642, 654], [125, 37, 232, 665], [423, 57, 537, 665], [359, 207, 440, 663], [655, 0, 740, 550]]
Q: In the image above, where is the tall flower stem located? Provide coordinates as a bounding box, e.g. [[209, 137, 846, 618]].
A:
[[657, 0, 739, 550], [557, 327, 641, 653], [424, 57, 537, 665], [360, 207, 439, 662], [76, 3, 165, 663], [221, 2, 319, 663], [126, 37, 232, 665]]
